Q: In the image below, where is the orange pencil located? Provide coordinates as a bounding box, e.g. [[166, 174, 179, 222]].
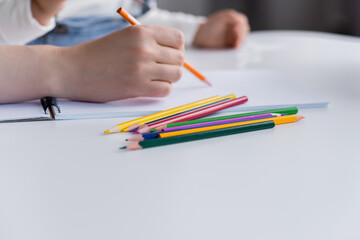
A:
[[159, 115, 305, 138], [117, 7, 211, 86]]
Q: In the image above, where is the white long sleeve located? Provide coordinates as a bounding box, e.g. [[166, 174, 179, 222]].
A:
[[57, 0, 206, 45], [139, 8, 206, 45], [0, 0, 55, 46]]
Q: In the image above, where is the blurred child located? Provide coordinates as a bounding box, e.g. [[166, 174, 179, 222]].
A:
[[28, 0, 249, 48], [0, 0, 249, 104]]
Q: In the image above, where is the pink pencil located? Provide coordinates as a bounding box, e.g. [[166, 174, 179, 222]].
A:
[[137, 96, 248, 133]]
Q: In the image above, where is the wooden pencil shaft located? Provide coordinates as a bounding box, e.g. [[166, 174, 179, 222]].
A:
[[138, 121, 275, 149]]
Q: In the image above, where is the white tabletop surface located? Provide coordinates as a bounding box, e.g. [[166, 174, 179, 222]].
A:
[[1, 31, 360, 240]]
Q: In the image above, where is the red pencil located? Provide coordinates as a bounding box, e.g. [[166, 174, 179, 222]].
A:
[[137, 96, 248, 133]]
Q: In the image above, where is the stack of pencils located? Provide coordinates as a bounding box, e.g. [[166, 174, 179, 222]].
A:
[[104, 94, 304, 150]]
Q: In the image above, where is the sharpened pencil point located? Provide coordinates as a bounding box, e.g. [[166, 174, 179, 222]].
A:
[[119, 146, 127, 150], [127, 142, 142, 150], [297, 115, 305, 121], [127, 135, 144, 142], [204, 79, 212, 87], [104, 130, 110, 134], [127, 123, 140, 132]]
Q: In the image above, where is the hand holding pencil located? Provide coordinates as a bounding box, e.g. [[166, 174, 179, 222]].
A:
[[117, 8, 211, 86], [56, 25, 186, 102]]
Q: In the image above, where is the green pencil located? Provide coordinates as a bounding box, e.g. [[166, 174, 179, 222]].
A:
[[121, 121, 275, 150], [149, 107, 298, 132]]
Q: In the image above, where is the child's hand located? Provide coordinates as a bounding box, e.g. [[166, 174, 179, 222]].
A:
[[55, 25, 185, 103], [193, 10, 250, 49], [31, 0, 66, 25]]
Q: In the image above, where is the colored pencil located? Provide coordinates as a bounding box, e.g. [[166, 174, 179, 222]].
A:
[[121, 121, 276, 150], [163, 113, 281, 132], [127, 113, 281, 141], [138, 96, 249, 133], [159, 115, 304, 138], [150, 107, 299, 132], [124, 94, 236, 132], [104, 94, 234, 133], [134, 97, 232, 127], [117, 8, 211, 86]]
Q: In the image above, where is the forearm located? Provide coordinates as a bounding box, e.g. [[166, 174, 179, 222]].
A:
[[31, 0, 66, 26], [0, 45, 64, 103], [0, 26, 186, 104]]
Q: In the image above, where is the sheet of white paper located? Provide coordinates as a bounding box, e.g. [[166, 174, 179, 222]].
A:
[[0, 101, 48, 122], [0, 70, 329, 121], [56, 70, 328, 120]]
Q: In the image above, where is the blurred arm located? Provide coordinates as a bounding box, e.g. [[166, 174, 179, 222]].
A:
[[139, 8, 206, 46], [0, 0, 56, 45]]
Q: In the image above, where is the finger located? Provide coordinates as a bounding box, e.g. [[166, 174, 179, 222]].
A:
[[151, 63, 183, 83], [227, 12, 249, 27], [144, 80, 173, 98], [226, 20, 249, 48], [154, 46, 184, 66], [225, 25, 239, 48], [153, 26, 185, 49], [233, 26, 245, 48]]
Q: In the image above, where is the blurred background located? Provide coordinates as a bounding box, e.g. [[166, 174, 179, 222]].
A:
[[157, 0, 360, 36]]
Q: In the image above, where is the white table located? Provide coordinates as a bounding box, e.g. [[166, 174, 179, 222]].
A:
[[1, 31, 360, 240]]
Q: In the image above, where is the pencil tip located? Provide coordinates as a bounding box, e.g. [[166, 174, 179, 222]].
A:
[[119, 146, 127, 150], [204, 79, 212, 87], [104, 130, 110, 134], [297, 115, 305, 121], [127, 123, 140, 132], [127, 142, 142, 150]]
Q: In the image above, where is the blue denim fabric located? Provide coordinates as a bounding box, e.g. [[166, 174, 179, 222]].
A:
[[27, 0, 153, 47], [28, 17, 129, 47], [27, 17, 131, 47]]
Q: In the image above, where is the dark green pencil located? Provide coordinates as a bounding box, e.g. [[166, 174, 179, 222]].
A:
[[150, 107, 298, 132], [121, 121, 275, 150]]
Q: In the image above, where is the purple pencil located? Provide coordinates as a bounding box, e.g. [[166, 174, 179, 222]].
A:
[[163, 113, 281, 132], [127, 113, 281, 141]]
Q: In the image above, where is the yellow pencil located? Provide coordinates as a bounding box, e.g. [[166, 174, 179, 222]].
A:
[[117, 7, 211, 86], [105, 94, 236, 133], [159, 115, 305, 138]]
